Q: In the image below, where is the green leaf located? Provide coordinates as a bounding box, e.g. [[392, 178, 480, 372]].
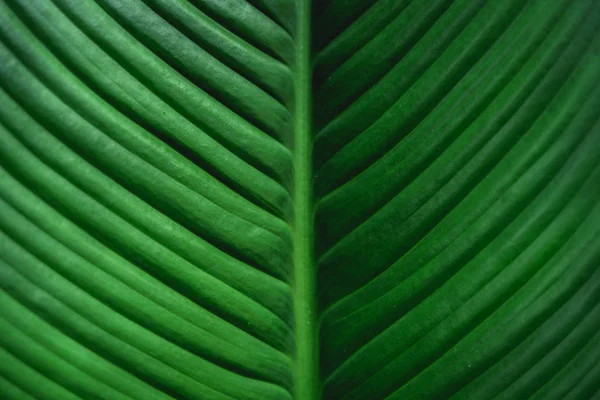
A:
[[1, 0, 599, 399]]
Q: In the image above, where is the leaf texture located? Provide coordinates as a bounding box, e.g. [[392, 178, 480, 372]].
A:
[[1, 0, 599, 399], [0, 0, 297, 399], [314, 0, 600, 398]]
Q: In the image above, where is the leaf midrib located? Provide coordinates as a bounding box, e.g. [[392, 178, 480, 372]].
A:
[[292, 1, 318, 399]]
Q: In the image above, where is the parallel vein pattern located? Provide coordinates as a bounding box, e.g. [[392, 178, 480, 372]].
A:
[[313, 0, 600, 398], [0, 0, 297, 399], [2, 0, 600, 399]]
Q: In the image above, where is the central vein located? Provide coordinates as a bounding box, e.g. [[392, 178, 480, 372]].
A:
[[292, 0, 318, 399]]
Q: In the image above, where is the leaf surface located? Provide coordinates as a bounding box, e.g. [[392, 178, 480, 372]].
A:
[[1, 0, 599, 399]]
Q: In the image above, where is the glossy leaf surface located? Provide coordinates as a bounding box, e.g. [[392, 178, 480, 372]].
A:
[[0, 0, 599, 399]]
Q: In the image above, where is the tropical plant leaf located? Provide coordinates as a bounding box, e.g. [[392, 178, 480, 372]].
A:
[[0, 0, 599, 399]]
